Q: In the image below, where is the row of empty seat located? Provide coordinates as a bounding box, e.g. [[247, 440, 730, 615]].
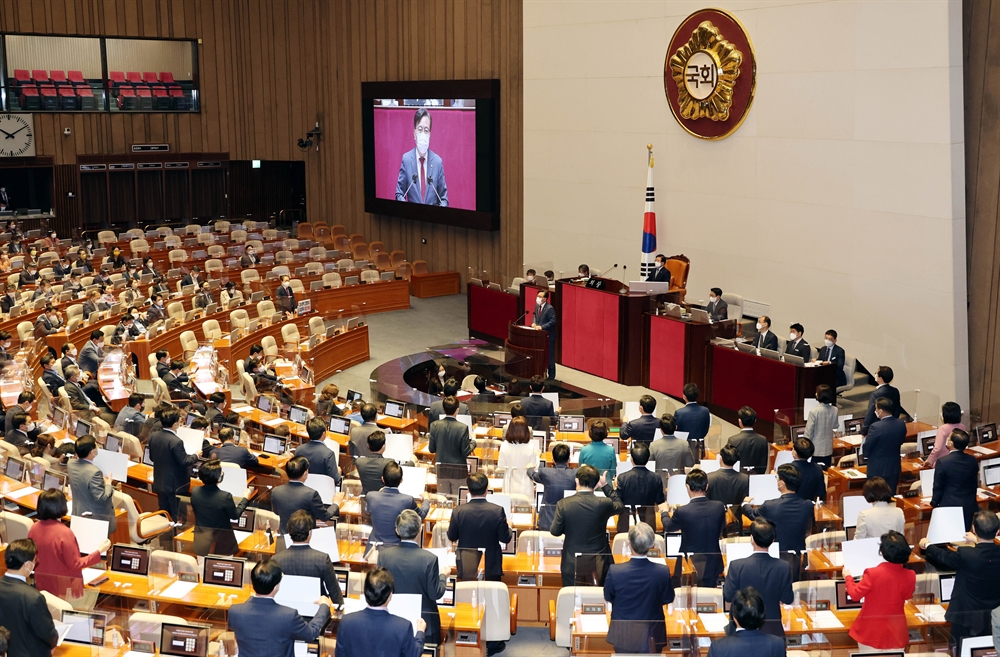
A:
[[108, 71, 182, 87], [9, 69, 193, 111], [12, 69, 89, 86]]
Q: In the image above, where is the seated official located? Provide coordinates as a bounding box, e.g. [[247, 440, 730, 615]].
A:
[[336, 568, 426, 657], [316, 383, 345, 418], [271, 510, 345, 607], [229, 560, 333, 657], [578, 263, 590, 278], [843, 531, 915, 652], [550, 465, 623, 587], [211, 426, 259, 468], [706, 588, 785, 657], [469, 375, 497, 403], [294, 417, 342, 484], [722, 518, 792, 637], [646, 254, 670, 283], [190, 459, 253, 556], [789, 437, 825, 502], [34, 305, 62, 336], [854, 476, 905, 540], [616, 443, 664, 508], [604, 522, 675, 654], [367, 461, 430, 547], [114, 392, 147, 437], [193, 281, 214, 309], [271, 457, 339, 534], [751, 315, 777, 351], [240, 245, 260, 268], [784, 323, 811, 362], [620, 394, 659, 445], [707, 287, 728, 322], [726, 406, 768, 474], [661, 468, 726, 587], [205, 391, 239, 427], [527, 443, 577, 530]]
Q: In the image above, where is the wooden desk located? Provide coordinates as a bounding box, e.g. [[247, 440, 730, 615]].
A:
[[467, 282, 519, 344], [410, 271, 460, 298], [643, 313, 717, 400], [86, 568, 252, 610]]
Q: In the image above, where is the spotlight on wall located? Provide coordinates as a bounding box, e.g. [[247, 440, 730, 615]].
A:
[[297, 122, 323, 151]]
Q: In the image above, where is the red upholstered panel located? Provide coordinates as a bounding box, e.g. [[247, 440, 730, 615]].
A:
[[648, 315, 687, 398], [561, 284, 618, 380], [468, 284, 519, 341], [710, 346, 797, 422]]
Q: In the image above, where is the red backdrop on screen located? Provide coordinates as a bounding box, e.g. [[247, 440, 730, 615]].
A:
[[374, 106, 476, 211]]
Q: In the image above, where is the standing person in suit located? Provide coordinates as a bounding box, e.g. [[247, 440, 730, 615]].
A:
[[706, 287, 729, 322], [394, 107, 448, 206], [706, 588, 786, 657], [295, 417, 342, 484], [354, 432, 397, 494], [550, 465, 623, 586], [239, 245, 260, 268], [378, 509, 448, 645], [674, 383, 710, 458], [843, 531, 915, 651], [78, 329, 105, 376], [271, 457, 339, 534], [527, 443, 577, 530], [751, 316, 778, 351], [926, 401, 966, 468], [707, 445, 750, 531], [275, 275, 296, 313], [0, 186, 9, 210], [862, 365, 901, 435], [930, 428, 981, 530], [447, 472, 513, 581], [603, 523, 675, 654], [66, 435, 117, 535], [229, 560, 333, 657], [863, 397, 907, 492], [645, 254, 671, 283], [804, 384, 838, 468], [0, 539, 59, 657], [726, 406, 769, 474], [428, 396, 476, 496], [579, 419, 618, 480], [621, 395, 659, 445], [616, 443, 665, 508], [348, 403, 381, 458], [427, 379, 468, 423], [148, 407, 199, 524], [662, 468, 726, 587], [190, 459, 253, 556], [368, 462, 430, 546], [271, 510, 345, 606], [742, 464, 814, 581], [336, 569, 426, 657], [649, 414, 694, 482], [519, 375, 559, 428], [531, 289, 557, 379], [784, 323, 811, 362], [920, 510, 1000, 649], [789, 438, 825, 502], [854, 476, 905, 539], [210, 426, 259, 468], [722, 519, 793, 637], [817, 329, 847, 387]]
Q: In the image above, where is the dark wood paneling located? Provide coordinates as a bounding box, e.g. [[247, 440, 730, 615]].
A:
[[136, 170, 164, 224], [107, 170, 137, 229], [52, 163, 80, 237], [79, 171, 107, 227], [190, 168, 225, 218], [163, 168, 189, 220]]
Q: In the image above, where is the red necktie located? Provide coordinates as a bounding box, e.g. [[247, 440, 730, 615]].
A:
[[419, 156, 426, 201]]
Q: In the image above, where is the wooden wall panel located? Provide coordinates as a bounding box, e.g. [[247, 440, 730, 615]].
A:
[[966, 0, 1000, 423], [0, 0, 523, 286]]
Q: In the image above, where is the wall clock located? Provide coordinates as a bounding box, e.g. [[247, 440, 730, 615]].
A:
[[0, 114, 35, 157]]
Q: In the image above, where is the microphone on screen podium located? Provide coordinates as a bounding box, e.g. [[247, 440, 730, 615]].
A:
[[426, 176, 444, 206], [401, 174, 419, 202]]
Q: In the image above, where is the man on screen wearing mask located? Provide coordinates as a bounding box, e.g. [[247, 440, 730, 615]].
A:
[[395, 108, 449, 206]]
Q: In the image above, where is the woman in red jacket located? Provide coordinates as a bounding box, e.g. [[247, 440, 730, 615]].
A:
[[27, 489, 111, 599], [842, 530, 916, 651]]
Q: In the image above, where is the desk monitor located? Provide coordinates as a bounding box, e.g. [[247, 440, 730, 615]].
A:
[[939, 572, 956, 602], [502, 529, 517, 555], [835, 580, 863, 610], [783, 353, 804, 366], [111, 544, 151, 576], [249, 291, 264, 303], [329, 416, 350, 435], [606, 437, 620, 454], [61, 609, 108, 646], [143, 446, 154, 466], [558, 416, 586, 433], [346, 390, 362, 403], [492, 412, 512, 429], [131, 640, 156, 654], [51, 405, 68, 430], [296, 300, 312, 315], [976, 423, 998, 446], [42, 470, 67, 491], [263, 435, 286, 455], [381, 271, 395, 281], [844, 418, 864, 435], [467, 456, 479, 474], [855, 445, 867, 467], [789, 425, 807, 441], [984, 463, 1000, 488], [688, 308, 710, 323], [334, 566, 349, 596], [344, 275, 359, 286], [104, 433, 122, 453], [735, 341, 755, 354], [971, 650, 998, 657], [759, 348, 781, 362], [231, 508, 255, 532], [203, 555, 246, 588], [437, 575, 457, 607], [665, 533, 682, 557], [160, 623, 210, 657], [383, 399, 405, 419], [457, 486, 468, 504], [4, 456, 24, 481], [257, 396, 274, 414], [289, 405, 310, 425], [75, 418, 92, 438], [920, 434, 937, 456]]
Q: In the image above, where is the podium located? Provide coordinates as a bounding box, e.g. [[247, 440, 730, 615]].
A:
[[506, 322, 548, 379]]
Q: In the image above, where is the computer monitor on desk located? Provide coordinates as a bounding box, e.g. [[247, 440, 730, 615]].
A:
[[735, 341, 755, 354], [783, 353, 804, 366], [759, 348, 781, 362], [688, 308, 710, 323]]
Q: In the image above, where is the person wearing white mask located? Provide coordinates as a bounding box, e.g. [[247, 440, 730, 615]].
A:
[[751, 315, 777, 351], [707, 287, 728, 322], [531, 289, 557, 379], [275, 274, 296, 314], [646, 254, 671, 283], [394, 107, 449, 206], [784, 323, 811, 362], [817, 329, 846, 387]]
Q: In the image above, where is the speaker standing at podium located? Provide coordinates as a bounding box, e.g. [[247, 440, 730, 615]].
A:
[[532, 290, 556, 379]]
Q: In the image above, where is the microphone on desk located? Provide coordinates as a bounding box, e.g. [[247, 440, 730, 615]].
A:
[[513, 310, 530, 325], [592, 263, 617, 280], [400, 174, 419, 202]]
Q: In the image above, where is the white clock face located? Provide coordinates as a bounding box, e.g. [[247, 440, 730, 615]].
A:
[[0, 114, 35, 157]]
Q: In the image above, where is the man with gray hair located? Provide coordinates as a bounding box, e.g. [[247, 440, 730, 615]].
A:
[[603, 522, 675, 653], [377, 509, 448, 646]]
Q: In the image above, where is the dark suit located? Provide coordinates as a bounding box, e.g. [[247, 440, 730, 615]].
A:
[[742, 493, 814, 553], [790, 459, 825, 502], [148, 428, 199, 521], [930, 450, 980, 530], [707, 467, 751, 530], [163, 370, 196, 398], [53, 262, 72, 278], [17, 269, 37, 287], [784, 338, 811, 362], [368, 487, 429, 546], [42, 368, 65, 397], [528, 463, 577, 530], [533, 302, 557, 378], [194, 290, 214, 309], [707, 297, 729, 322], [155, 361, 170, 379], [818, 343, 847, 387], [181, 273, 202, 288], [355, 455, 393, 494], [0, 292, 18, 313], [275, 283, 296, 313], [447, 497, 513, 580], [190, 483, 250, 556], [727, 429, 769, 474], [34, 313, 59, 335], [923, 542, 1000, 643], [519, 393, 558, 429], [395, 147, 448, 206], [550, 485, 623, 586], [378, 542, 448, 644], [863, 416, 907, 492], [336, 608, 424, 657], [646, 266, 671, 284], [240, 253, 259, 268], [271, 544, 345, 605], [616, 466, 665, 507], [146, 303, 166, 325], [78, 340, 103, 375], [211, 442, 259, 468], [427, 399, 468, 425], [229, 596, 330, 657], [723, 552, 793, 636], [861, 383, 901, 435], [4, 403, 39, 446], [604, 557, 675, 653], [271, 481, 337, 533], [0, 574, 59, 657], [295, 439, 342, 484], [674, 402, 711, 441], [706, 629, 785, 657], [620, 414, 659, 445], [752, 330, 778, 351], [662, 496, 726, 586]]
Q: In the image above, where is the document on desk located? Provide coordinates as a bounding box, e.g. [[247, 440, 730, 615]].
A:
[[275, 575, 321, 616], [809, 610, 844, 628], [577, 613, 609, 634], [159, 580, 198, 599], [231, 404, 253, 413], [262, 417, 285, 428], [926, 507, 966, 544], [916, 604, 948, 623], [3, 485, 39, 499], [841, 537, 884, 575], [823, 551, 844, 567], [699, 613, 729, 633], [842, 435, 863, 447], [70, 516, 109, 555], [94, 448, 130, 482]]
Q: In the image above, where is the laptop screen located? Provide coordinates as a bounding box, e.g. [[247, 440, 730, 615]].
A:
[[202, 556, 245, 588], [844, 418, 864, 435], [263, 435, 286, 455], [52, 405, 67, 427], [61, 610, 108, 645], [558, 416, 585, 432], [493, 413, 512, 428], [4, 456, 24, 480], [257, 396, 273, 414], [289, 405, 310, 425], [939, 573, 956, 602], [977, 423, 998, 446], [42, 470, 66, 491], [160, 623, 210, 657], [143, 446, 154, 466], [111, 544, 151, 576], [384, 400, 404, 419], [105, 433, 121, 453], [75, 418, 92, 438], [346, 390, 362, 403], [329, 416, 351, 435], [436, 575, 456, 607]]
